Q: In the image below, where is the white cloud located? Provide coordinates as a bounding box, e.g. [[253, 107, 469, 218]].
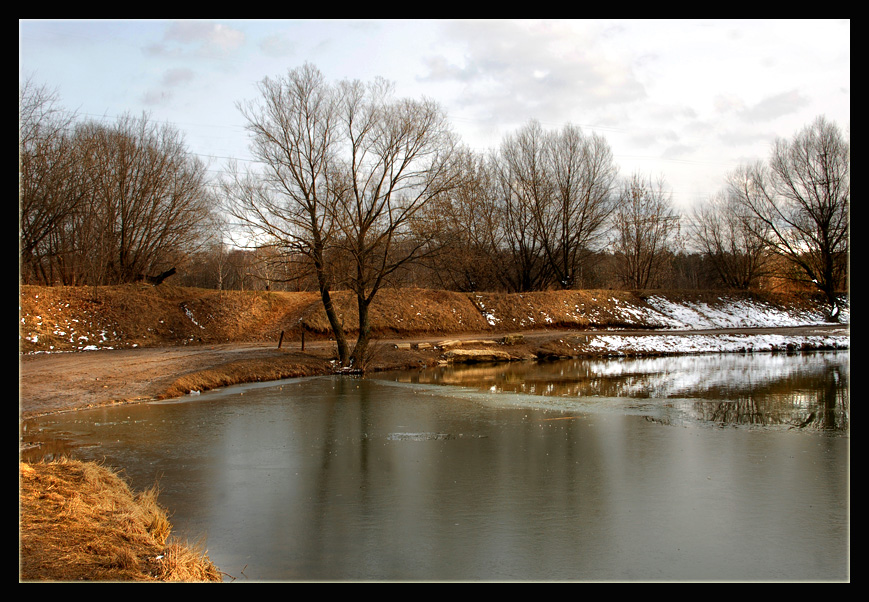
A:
[[259, 33, 296, 58], [148, 21, 245, 58], [421, 20, 647, 125], [161, 67, 195, 87], [19, 19, 849, 210], [738, 90, 810, 123]]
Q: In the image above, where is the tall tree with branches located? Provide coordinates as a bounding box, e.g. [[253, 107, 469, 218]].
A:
[[226, 64, 351, 363], [545, 124, 619, 288], [491, 120, 552, 292], [488, 120, 619, 291], [226, 64, 462, 368], [689, 191, 771, 289], [74, 114, 212, 285], [729, 116, 849, 318], [611, 173, 680, 289], [413, 149, 504, 292], [330, 77, 462, 366], [19, 78, 87, 283]]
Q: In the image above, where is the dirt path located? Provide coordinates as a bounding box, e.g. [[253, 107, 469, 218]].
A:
[[19, 324, 848, 419]]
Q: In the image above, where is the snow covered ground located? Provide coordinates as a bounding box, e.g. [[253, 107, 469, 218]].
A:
[[577, 294, 850, 356], [584, 331, 848, 356], [641, 295, 849, 330]]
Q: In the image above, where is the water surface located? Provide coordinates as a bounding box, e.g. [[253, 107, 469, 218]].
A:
[[22, 351, 849, 581]]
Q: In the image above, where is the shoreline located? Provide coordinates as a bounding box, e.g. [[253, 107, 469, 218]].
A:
[[19, 323, 850, 582], [19, 324, 849, 420]]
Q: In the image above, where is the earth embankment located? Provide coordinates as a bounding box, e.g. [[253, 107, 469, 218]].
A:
[[19, 285, 849, 417]]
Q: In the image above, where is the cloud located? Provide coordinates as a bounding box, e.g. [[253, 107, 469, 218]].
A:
[[142, 89, 171, 106], [739, 89, 810, 123], [260, 33, 296, 58], [717, 128, 774, 148], [661, 143, 697, 159], [161, 67, 195, 87], [141, 67, 196, 106], [629, 128, 679, 149], [420, 20, 647, 126], [147, 21, 245, 58]]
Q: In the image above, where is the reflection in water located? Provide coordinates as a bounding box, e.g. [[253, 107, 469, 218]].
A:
[[379, 351, 849, 433], [21, 352, 849, 581]]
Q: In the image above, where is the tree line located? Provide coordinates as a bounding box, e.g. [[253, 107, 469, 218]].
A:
[[20, 66, 849, 366], [19, 78, 215, 287]]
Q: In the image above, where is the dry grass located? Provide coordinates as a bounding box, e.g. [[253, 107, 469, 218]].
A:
[[19, 459, 221, 582], [19, 283, 837, 355], [160, 350, 334, 399], [18, 284, 323, 353]]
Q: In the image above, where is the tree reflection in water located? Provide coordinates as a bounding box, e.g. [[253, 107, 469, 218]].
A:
[[379, 351, 849, 433]]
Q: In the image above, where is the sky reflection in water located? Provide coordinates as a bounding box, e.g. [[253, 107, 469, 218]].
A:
[[376, 351, 849, 433], [22, 351, 849, 581]]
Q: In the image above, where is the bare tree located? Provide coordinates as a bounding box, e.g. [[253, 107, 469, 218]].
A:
[[491, 120, 552, 292], [21, 77, 211, 287], [330, 77, 462, 366], [72, 114, 212, 285], [19, 78, 87, 283], [689, 191, 771, 289], [489, 120, 619, 291], [225, 64, 352, 362], [412, 148, 503, 291], [227, 64, 462, 368], [545, 124, 619, 288], [611, 173, 680, 289], [729, 117, 849, 318]]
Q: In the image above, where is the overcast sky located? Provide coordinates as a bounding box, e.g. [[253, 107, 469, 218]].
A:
[[19, 19, 850, 210]]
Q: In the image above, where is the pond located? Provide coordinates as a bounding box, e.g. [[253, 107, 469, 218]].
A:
[[21, 351, 849, 582]]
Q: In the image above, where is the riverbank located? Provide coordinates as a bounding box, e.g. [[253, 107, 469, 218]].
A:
[[20, 458, 222, 582], [19, 284, 849, 354], [19, 285, 849, 582], [19, 285, 849, 419], [20, 323, 849, 420]]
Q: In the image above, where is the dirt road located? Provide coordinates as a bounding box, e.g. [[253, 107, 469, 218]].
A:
[[19, 324, 848, 418], [18, 343, 308, 418]]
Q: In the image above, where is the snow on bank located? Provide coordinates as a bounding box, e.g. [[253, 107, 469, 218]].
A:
[[570, 294, 850, 357], [640, 295, 849, 330], [585, 332, 848, 356]]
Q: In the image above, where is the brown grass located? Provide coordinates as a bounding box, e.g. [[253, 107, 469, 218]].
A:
[[160, 350, 334, 399], [19, 283, 838, 354], [19, 459, 221, 582]]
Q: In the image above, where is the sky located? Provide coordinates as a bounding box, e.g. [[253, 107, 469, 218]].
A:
[[19, 19, 850, 211]]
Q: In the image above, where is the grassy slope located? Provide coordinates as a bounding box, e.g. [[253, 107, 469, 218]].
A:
[[18, 284, 846, 582], [19, 283, 840, 354], [19, 458, 221, 582]]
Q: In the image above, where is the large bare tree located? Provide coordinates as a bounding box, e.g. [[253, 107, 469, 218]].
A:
[[20, 78, 211, 286], [225, 64, 351, 363], [19, 78, 87, 283], [611, 173, 680, 289], [489, 120, 618, 291], [689, 191, 771, 289], [545, 124, 619, 288], [331, 78, 462, 366], [729, 116, 849, 318], [492, 120, 552, 292], [414, 149, 504, 292], [227, 64, 462, 368], [73, 114, 212, 285]]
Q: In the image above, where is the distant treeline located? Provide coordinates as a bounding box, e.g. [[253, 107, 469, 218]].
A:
[[21, 71, 848, 315]]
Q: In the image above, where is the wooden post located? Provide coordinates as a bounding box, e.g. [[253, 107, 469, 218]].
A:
[[278, 330, 284, 349], [300, 327, 305, 351]]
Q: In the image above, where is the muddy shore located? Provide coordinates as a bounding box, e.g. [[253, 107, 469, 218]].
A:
[[19, 324, 848, 419]]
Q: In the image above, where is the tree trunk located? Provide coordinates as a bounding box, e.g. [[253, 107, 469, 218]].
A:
[[349, 295, 372, 371], [316, 276, 349, 366]]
